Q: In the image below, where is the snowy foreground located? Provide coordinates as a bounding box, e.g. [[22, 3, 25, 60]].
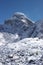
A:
[[0, 38, 43, 65]]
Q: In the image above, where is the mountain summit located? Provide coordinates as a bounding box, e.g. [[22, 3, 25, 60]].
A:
[[4, 12, 33, 26]]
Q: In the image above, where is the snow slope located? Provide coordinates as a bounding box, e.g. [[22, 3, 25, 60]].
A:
[[0, 38, 43, 65]]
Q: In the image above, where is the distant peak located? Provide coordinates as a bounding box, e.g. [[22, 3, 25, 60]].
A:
[[12, 12, 27, 20], [4, 12, 33, 27], [13, 12, 26, 17]]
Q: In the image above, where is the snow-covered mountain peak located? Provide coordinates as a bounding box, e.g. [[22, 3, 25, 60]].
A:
[[4, 12, 33, 26], [0, 12, 43, 41], [0, 12, 35, 42], [13, 12, 26, 18]]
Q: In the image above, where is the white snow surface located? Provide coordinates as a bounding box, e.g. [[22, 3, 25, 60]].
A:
[[0, 38, 43, 65]]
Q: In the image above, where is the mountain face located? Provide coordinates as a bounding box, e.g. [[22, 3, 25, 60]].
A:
[[0, 12, 36, 43], [0, 12, 43, 43], [0, 12, 43, 44]]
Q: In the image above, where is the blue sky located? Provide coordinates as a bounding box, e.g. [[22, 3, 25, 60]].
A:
[[0, 0, 43, 24]]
